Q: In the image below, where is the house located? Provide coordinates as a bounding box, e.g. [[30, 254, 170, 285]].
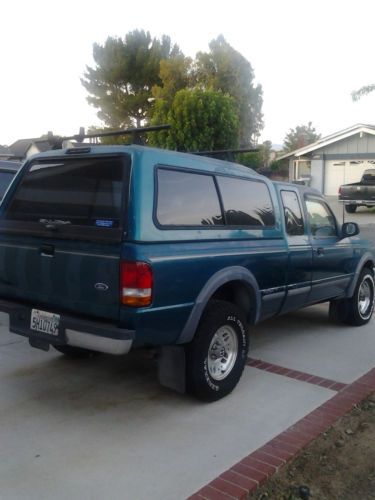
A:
[[8, 138, 54, 160], [0, 145, 11, 157], [278, 124, 375, 195]]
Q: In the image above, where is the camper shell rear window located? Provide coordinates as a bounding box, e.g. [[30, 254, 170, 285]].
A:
[[1, 154, 130, 241]]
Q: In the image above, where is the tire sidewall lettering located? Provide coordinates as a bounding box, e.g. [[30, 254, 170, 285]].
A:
[[203, 359, 219, 391], [203, 314, 247, 392]]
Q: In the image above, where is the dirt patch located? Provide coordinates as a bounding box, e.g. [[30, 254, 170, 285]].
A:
[[250, 393, 375, 500]]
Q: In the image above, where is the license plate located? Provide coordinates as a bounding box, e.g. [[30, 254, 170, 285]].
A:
[[30, 309, 60, 336]]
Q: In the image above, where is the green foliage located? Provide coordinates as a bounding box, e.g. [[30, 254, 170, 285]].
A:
[[152, 54, 192, 103], [82, 31, 263, 150], [237, 151, 262, 170], [283, 122, 320, 152], [352, 84, 375, 101], [270, 159, 283, 171], [81, 30, 181, 128], [236, 141, 272, 170], [194, 35, 263, 145], [150, 88, 239, 151]]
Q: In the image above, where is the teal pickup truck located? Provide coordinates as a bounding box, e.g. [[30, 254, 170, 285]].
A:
[[0, 144, 373, 401]]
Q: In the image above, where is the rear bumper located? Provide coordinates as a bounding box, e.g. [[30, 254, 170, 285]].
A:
[[339, 199, 375, 205], [0, 298, 135, 355]]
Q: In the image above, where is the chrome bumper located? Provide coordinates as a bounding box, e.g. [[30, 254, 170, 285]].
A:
[[0, 298, 135, 356], [65, 329, 133, 355]]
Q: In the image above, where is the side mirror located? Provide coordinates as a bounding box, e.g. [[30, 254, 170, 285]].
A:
[[341, 222, 360, 238]]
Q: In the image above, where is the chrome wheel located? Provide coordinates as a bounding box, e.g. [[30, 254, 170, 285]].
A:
[[207, 325, 238, 381], [358, 276, 374, 319]]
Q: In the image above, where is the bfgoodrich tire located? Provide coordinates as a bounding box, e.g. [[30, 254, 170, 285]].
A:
[[185, 300, 249, 402], [330, 268, 375, 326]]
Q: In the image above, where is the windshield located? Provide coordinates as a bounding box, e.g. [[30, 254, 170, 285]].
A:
[[3, 156, 127, 228]]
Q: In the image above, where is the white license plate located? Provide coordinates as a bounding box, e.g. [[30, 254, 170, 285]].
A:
[[30, 309, 60, 336]]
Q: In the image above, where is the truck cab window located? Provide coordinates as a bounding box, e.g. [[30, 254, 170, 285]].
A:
[[306, 198, 337, 238], [281, 190, 304, 236]]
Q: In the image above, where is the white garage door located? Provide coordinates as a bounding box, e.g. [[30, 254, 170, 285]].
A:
[[324, 160, 375, 195]]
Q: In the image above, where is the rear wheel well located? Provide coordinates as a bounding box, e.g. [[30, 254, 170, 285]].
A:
[[210, 281, 257, 325]]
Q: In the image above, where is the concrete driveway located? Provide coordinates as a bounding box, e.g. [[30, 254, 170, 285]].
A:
[[1, 302, 374, 500]]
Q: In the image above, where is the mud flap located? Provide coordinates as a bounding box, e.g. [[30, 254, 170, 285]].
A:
[[29, 337, 50, 351], [157, 346, 186, 394]]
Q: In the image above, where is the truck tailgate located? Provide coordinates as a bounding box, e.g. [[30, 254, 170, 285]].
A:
[[0, 154, 130, 322], [0, 237, 121, 320]]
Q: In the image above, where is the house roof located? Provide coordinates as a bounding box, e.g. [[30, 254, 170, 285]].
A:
[[278, 124, 375, 160], [0, 145, 11, 156], [33, 140, 54, 153], [9, 139, 35, 158], [9, 138, 55, 158]]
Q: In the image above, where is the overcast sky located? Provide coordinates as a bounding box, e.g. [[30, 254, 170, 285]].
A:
[[1, 0, 375, 146]]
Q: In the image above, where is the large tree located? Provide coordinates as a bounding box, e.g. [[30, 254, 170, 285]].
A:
[[81, 30, 181, 128], [194, 35, 263, 145], [283, 122, 320, 152], [149, 88, 239, 152]]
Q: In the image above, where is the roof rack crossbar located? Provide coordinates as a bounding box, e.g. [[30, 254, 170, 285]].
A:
[[62, 124, 171, 144], [193, 147, 258, 161]]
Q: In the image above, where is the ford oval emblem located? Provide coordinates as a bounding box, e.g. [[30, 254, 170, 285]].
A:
[[95, 283, 109, 291]]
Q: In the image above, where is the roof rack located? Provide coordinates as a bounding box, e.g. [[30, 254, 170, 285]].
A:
[[62, 124, 171, 146], [43, 126, 259, 162], [193, 147, 258, 161]]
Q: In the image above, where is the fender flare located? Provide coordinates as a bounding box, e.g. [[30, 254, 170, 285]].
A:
[[177, 266, 261, 344], [346, 252, 375, 297]]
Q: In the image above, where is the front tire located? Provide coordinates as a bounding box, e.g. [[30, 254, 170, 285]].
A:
[[330, 269, 375, 326], [185, 300, 249, 402], [345, 204, 357, 213]]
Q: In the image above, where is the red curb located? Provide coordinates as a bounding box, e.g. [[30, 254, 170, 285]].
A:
[[193, 486, 233, 499], [210, 478, 248, 499], [220, 471, 258, 493], [250, 450, 285, 469], [247, 357, 348, 391], [190, 366, 375, 499], [240, 456, 277, 475]]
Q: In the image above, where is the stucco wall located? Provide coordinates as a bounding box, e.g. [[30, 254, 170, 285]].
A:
[[310, 158, 324, 192]]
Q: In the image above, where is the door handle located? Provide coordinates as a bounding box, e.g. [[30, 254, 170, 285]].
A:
[[40, 244, 55, 257], [315, 247, 324, 256]]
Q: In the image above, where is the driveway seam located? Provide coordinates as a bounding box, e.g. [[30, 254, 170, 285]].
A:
[[247, 358, 348, 391], [188, 367, 375, 500]]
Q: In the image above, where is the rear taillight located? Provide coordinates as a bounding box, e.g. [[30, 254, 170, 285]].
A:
[[338, 186, 342, 195], [120, 261, 153, 307]]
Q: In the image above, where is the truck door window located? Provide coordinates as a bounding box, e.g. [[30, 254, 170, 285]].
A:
[[281, 190, 304, 236], [305, 198, 337, 238]]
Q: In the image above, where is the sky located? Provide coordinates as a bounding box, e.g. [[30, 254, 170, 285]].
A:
[[1, 0, 375, 146]]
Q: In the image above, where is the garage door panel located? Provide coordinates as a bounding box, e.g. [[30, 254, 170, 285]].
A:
[[325, 161, 345, 195]]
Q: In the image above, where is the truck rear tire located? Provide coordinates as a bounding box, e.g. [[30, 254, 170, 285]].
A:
[[185, 300, 249, 402], [345, 204, 357, 213]]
